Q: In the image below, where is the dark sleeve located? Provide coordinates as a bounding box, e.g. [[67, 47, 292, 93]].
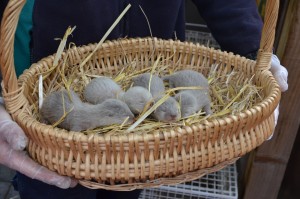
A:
[[0, 0, 9, 24], [191, 0, 263, 57]]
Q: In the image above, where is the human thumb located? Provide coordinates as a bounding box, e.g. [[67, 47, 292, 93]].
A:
[[0, 120, 28, 150]]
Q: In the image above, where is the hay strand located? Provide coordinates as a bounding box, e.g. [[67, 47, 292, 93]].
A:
[[79, 4, 131, 69]]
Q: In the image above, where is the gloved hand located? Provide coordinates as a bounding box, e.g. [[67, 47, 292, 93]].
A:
[[0, 104, 78, 189], [270, 54, 288, 92], [267, 54, 288, 140]]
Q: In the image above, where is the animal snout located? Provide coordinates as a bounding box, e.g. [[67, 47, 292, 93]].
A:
[[169, 113, 179, 121]]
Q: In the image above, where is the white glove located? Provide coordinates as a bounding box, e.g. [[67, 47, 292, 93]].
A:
[[267, 54, 288, 140], [270, 54, 288, 92], [0, 104, 78, 189]]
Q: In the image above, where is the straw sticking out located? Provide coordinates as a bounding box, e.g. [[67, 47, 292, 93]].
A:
[[39, 26, 76, 80], [38, 75, 43, 110], [139, 5, 153, 37], [79, 4, 132, 69], [53, 26, 76, 68], [126, 94, 170, 132]]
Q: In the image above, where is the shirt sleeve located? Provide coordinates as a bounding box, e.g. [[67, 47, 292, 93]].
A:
[[191, 0, 263, 57], [14, 0, 35, 77], [0, 0, 9, 22]]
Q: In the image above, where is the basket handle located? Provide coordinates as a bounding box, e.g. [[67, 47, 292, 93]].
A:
[[0, 0, 26, 94], [256, 0, 279, 71], [0, 0, 278, 93]]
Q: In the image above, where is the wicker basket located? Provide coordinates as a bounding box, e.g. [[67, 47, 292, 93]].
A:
[[0, 0, 280, 190]]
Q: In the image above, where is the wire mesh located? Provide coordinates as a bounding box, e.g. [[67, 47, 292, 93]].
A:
[[139, 164, 238, 199], [185, 23, 220, 49]]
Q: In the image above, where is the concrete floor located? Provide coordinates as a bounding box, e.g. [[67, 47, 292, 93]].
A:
[[0, 165, 20, 199]]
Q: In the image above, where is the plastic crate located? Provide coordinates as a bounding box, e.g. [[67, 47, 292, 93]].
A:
[[139, 164, 238, 199]]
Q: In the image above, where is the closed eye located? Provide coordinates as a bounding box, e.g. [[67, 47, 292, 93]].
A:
[[108, 113, 114, 117]]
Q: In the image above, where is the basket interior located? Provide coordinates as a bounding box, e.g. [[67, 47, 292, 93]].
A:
[[19, 37, 267, 130]]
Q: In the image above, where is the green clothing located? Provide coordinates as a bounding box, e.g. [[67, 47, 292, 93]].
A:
[[14, 0, 34, 77]]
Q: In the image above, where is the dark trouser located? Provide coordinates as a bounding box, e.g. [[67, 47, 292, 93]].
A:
[[12, 172, 142, 199]]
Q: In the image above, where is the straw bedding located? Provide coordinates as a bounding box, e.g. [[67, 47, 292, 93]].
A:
[[32, 37, 264, 136]]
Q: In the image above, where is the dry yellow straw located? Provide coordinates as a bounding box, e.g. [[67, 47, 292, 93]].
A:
[[126, 94, 170, 132], [40, 26, 76, 80], [79, 4, 131, 69], [38, 75, 43, 110], [53, 26, 76, 67]]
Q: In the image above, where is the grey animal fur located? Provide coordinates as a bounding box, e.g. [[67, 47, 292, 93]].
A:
[[132, 73, 165, 98], [163, 70, 212, 117], [120, 86, 153, 114], [175, 90, 212, 118], [40, 90, 134, 132], [83, 77, 124, 104], [152, 96, 180, 122], [133, 73, 180, 122]]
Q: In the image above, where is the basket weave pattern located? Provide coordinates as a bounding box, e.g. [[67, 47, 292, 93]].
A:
[[0, 0, 280, 190]]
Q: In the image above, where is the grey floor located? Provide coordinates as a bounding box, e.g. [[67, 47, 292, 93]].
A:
[[0, 165, 20, 199]]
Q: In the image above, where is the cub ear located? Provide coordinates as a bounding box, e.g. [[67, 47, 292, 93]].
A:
[[132, 76, 138, 81], [174, 93, 181, 102], [107, 111, 114, 117], [148, 99, 155, 106]]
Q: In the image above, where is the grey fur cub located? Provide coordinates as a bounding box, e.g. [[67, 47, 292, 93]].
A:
[[83, 77, 124, 104], [133, 73, 180, 122], [40, 90, 134, 132], [163, 70, 212, 117], [120, 86, 153, 114], [132, 73, 165, 98]]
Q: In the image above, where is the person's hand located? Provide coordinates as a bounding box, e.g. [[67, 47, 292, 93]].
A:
[[0, 103, 78, 189], [267, 54, 288, 140], [270, 54, 288, 92]]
